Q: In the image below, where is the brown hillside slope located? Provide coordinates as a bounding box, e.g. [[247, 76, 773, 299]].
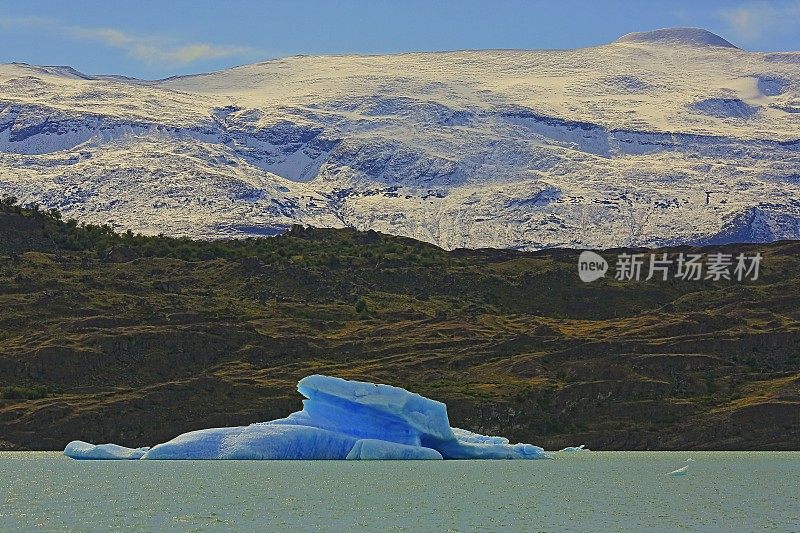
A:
[[0, 203, 798, 450]]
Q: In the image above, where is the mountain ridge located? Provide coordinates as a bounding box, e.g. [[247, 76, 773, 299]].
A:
[[614, 27, 739, 49], [1, 28, 751, 82], [1, 28, 799, 250]]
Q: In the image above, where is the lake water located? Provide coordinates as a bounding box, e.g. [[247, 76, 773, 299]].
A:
[[1, 451, 797, 532]]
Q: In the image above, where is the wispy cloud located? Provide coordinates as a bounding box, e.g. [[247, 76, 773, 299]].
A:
[[66, 26, 252, 66], [0, 16, 255, 67], [717, 1, 800, 42]]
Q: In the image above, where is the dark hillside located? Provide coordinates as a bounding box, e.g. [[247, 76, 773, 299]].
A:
[[0, 198, 797, 451]]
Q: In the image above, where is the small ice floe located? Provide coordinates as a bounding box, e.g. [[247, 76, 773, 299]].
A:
[[64, 441, 150, 460], [666, 459, 694, 476], [559, 444, 589, 452]]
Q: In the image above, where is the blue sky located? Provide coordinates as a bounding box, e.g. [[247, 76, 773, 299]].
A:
[[1, 0, 798, 79]]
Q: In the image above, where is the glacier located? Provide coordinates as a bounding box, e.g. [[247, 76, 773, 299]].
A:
[[63, 375, 551, 460]]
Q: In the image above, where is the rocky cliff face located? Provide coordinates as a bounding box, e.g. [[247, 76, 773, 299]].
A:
[[1, 28, 799, 249]]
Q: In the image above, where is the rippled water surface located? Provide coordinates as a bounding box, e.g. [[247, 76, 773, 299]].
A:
[[1, 451, 798, 532]]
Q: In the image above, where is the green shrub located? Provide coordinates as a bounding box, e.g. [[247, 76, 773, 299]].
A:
[[0, 385, 49, 400]]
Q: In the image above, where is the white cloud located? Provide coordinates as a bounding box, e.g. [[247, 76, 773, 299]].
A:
[[67, 26, 253, 66], [0, 16, 254, 67], [718, 1, 800, 42]]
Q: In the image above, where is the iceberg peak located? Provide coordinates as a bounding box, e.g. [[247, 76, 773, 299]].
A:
[[64, 374, 553, 460]]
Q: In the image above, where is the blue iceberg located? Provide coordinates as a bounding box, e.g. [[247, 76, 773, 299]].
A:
[[64, 375, 551, 460]]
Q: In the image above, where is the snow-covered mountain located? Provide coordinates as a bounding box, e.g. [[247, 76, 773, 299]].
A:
[[1, 28, 799, 249]]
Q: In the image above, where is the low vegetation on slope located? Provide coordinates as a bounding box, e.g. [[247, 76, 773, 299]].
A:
[[0, 198, 798, 450]]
